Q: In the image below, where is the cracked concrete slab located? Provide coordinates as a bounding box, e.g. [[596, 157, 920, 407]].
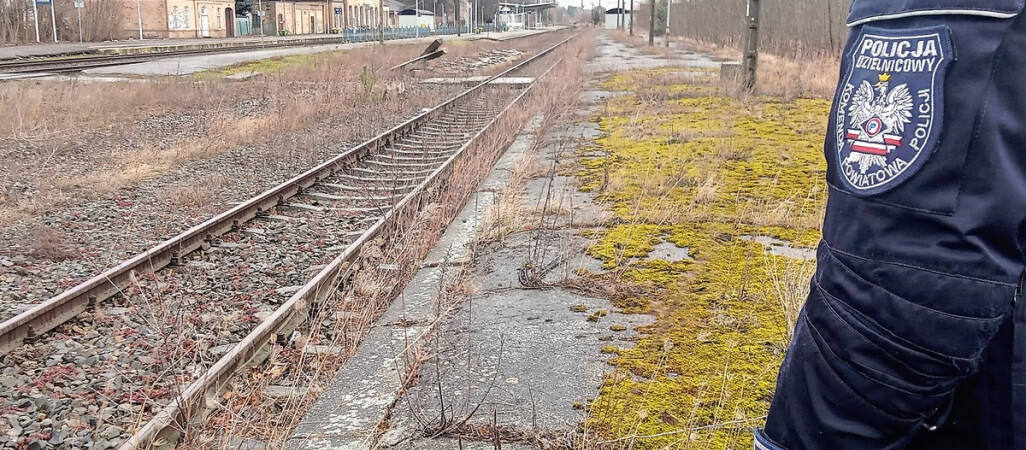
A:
[[422, 192, 495, 268], [391, 439, 538, 450], [381, 286, 651, 450], [472, 230, 605, 293], [524, 174, 610, 228]]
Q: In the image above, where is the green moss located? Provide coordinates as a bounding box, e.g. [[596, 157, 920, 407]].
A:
[[570, 304, 588, 313], [193, 52, 329, 79], [582, 67, 829, 448], [610, 324, 628, 332]]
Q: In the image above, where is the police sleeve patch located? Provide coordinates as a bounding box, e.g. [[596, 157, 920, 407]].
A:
[[834, 25, 953, 195]]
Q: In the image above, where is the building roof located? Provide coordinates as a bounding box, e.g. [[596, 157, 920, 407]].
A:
[[387, 0, 408, 12], [498, 1, 557, 12], [397, 8, 434, 15]]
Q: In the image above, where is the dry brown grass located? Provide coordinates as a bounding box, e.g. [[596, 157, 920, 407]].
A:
[[608, 33, 840, 100], [0, 33, 572, 232], [756, 53, 840, 100], [674, 37, 840, 99], [27, 225, 76, 262], [161, 177, 232, 208]]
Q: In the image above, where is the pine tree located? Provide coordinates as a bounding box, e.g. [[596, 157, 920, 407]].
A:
[[236, 0, 254, 15]]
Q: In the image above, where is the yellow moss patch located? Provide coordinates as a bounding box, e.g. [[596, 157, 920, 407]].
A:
[[601, 345, 621, 355], [193, 53, 329, 79], [582, 69, 829, 448]]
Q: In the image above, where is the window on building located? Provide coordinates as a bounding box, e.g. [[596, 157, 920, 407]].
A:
[[217, 8, 222, 28], [184, 6, 191, 28]]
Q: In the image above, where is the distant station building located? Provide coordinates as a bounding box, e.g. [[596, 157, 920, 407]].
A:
[[495, 6, 526, 31], [397, 8, 435, 30], [265, 1, 327, 34], [604, 7, 630, 30], [265, 0, 390, 35], [116, 0, 393, 39], [495, 1, 556, 30], [116, 0, 237, 39]]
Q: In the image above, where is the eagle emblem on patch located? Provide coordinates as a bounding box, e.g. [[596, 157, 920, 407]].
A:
[[835, 26, 953, 195]]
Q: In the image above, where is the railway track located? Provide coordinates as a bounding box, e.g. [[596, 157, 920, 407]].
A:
[[0, 31, 550, 75], [0, 42, 350, 74], [0, 33, 575, 449]]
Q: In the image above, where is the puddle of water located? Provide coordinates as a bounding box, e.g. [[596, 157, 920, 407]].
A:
[[644, 241, 691, 262]]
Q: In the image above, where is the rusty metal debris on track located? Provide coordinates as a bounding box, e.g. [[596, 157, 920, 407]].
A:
[[390, 39, 447, 71]]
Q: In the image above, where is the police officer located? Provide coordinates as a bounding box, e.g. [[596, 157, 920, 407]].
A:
[[755, 1, 1026, 449]]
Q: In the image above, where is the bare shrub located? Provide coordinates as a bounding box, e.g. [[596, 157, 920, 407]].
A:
[[28, 225, 76, 262], [1, 0, 124, 44], [668, 0, 849, 57]]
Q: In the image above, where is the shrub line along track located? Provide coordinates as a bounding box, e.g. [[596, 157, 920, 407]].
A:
[[0, 32, 576, 449], [0, 31, 549, 75]]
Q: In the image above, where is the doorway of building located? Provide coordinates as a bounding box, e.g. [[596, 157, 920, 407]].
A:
[[310, 16, 316, 34], [200, 7, 210, 37], [225, 7, 235, 36]]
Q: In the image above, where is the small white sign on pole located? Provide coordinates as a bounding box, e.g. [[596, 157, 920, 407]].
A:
[[31, 0, 40, 42], [75, 1, 85, 44]]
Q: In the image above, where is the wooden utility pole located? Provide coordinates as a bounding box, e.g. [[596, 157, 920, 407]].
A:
[[379, 0, 384, 43], [456, 0, 461, 35], [741, 0, 761, 90], [647, 0, 654, 45]]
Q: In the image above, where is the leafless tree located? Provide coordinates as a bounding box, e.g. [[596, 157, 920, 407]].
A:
[[0, 0, 124, 44], [666, 0, 849, 57]]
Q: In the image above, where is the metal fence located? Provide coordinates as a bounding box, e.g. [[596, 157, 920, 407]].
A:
[[340, 24, 498, 43]]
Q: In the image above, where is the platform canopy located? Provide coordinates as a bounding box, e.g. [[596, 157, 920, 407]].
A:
[[397, 8, 435, 15], [498, 1, 558, 13]]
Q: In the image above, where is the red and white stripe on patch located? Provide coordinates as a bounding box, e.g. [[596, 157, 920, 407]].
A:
[[851, 141, 890, 155]]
